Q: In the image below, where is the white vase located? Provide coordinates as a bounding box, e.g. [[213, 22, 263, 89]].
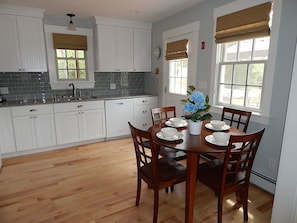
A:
[[188, 120, 202, 135]]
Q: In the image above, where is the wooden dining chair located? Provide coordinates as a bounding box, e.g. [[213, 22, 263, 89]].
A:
[[151, 106, 187, 161], [202, 107, 252, 161], [128, 122, 186, 223], [151, 106, 176, 125], [221, 107, 252, 133], [197, 128, 265, 223]]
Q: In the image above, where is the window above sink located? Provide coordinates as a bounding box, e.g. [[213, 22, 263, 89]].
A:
[[44, 25, 95, 90]]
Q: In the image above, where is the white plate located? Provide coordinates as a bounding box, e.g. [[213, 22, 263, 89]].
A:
[[165, 120, 188, 128], [156, 131, 183, 141], [205, 123, 230, 131], [205, 135, 229, 146]]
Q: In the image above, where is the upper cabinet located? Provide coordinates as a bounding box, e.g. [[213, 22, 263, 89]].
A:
[[94, 17, 152, 72], [0, 6, 47, 72]]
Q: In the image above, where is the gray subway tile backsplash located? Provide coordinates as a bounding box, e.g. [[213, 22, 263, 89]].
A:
[[0, 72, 146, 101]]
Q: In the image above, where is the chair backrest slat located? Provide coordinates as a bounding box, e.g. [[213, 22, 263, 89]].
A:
[[221, 128, 265, 190], [221, 107, 252, 133], [151, 106, 176, 125]]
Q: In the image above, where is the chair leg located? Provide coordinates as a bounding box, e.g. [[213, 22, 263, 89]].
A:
[[242, 189, 249, 221], [165, 187, 169, 193], [153, 188, 159, 223], [218, 195, 223, 223], [136, 175, 141, 206], [170, 185, 174, 192]]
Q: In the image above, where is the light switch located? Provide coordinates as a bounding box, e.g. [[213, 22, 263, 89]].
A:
[[198, 81, 207, 90]]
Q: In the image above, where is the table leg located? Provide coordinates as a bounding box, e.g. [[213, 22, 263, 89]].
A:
[[185, 152, 198, 223]]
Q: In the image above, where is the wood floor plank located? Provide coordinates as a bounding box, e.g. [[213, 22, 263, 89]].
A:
[[0, 138, 273, 223]]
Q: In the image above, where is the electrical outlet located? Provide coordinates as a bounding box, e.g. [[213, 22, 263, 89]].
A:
[[268, 158, 276, 170], [0, 87, 9, 94], [110, 83, 116, 89]]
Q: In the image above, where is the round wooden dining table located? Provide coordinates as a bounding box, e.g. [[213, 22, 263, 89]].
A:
[[150, 121, 244, 223]]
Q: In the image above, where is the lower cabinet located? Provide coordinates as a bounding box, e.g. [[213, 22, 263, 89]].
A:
[[0, 107, 16, 153], [11, 104, 56, 151], [132, 96, 158, 130], [54, 101, 105, 144]]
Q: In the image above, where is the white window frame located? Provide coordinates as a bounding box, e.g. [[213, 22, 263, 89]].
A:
[[44, 25, 95, 90], [210, 0, 282, 125]]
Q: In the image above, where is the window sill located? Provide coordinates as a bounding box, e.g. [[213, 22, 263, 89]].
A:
[[210, 105, 270, 125]]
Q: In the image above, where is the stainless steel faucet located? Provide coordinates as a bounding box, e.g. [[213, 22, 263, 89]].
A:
[[69, 83, 75, 98]]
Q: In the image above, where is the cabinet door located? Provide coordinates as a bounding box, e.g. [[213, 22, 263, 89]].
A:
[[35, 114, 56, 148], [17, 16, 47, 71], [133, 29, 151, 72], [0, 108, 16, 153], [55, 112, 80, 144], [80, 109, 106, 140], [0, 14, 21, 71], [97, 25, 117, 72], [13, 116, 37, 151], [117, 27, 133, 71]]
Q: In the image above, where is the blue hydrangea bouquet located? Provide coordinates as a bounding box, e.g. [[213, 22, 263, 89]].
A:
[[181, 85, 212, 122]]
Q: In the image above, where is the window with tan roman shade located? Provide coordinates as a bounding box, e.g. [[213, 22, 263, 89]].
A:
[[165, 39, 188, 60], [215, 2, 272, 43], [52, 33, 88, 50]]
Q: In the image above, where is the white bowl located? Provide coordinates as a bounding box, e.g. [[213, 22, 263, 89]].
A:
[[210, 120, 225, 130], [161, 127, 178, 138], [169, 117, 184, 126], [212, 132, 230, 144]]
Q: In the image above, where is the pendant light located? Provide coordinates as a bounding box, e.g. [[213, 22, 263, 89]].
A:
[[67, 13, 76, 31]]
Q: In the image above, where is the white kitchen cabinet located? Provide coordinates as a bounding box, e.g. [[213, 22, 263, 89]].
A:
[[94, 17, 151, 72], [105, 99, 134, 138], [132, 96, 158, 130], [0, 12, 47, 72], [54, 101, 105, 144], [11, 104, 56, 151], [95, 24, 133, 72], [0, 107, 16, 154], [133, 29, 151, 72]]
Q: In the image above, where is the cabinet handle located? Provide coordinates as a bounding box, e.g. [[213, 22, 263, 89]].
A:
[[77, 105, 83, 108], [142, 110, 147, 114], [142, 123, 148, 127], [116, 102, 124, 105], [29, 109, 36, 112]]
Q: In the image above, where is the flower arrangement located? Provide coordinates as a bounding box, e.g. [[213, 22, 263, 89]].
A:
[[181, 85, 212, 122]]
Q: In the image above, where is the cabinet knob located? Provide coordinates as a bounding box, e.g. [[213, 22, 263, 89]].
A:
[[29, 109, 37, 112], [142, 100, 147, 103], [142, 110, 147, 114], [77, 105, 83, 108]]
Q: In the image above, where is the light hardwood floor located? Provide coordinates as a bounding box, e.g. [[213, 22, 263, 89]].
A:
[[0, 138, 273, 223]]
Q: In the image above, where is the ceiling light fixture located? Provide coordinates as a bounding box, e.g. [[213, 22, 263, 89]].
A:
[[66, 13, 76, 31]]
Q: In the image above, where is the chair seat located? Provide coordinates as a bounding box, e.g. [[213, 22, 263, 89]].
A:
[[160, 147, 187, 161], [198, 159, 245, 191], [141, 157, 186, 182]]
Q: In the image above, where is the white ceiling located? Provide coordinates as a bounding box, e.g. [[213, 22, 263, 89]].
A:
[[1, 0, 204, 22]]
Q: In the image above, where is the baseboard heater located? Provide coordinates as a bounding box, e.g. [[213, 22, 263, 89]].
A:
[[251, 170, 276, 185]]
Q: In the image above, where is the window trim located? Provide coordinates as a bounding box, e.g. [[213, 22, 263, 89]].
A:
[[210, 0, 282, 125], [44, 25, 95, 90]]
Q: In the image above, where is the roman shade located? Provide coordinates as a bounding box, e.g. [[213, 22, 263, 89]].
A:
[[215, 2, 272, 43], [52, 33, 88, 50], [165, 39, 188, 60]]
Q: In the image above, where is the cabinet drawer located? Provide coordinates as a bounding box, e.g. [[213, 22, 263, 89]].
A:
[[133, 105, 152, 119], [133, 96, 157, 106], [11, 104, 53, 116], [54, 100, 104, 112]]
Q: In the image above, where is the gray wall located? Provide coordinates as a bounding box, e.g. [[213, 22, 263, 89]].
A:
[[148, 0, 297, 192]]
